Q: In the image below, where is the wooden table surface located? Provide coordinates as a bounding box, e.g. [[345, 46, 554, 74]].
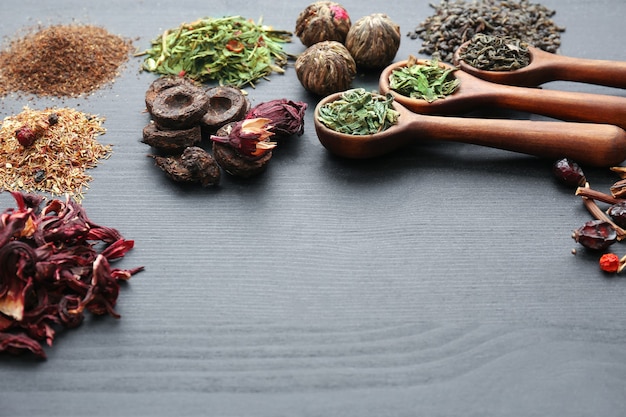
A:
[[1, 1, 626, 416]]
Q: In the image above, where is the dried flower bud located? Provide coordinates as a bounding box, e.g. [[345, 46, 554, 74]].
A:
[[295, 1, 351, 47], [345, 13, 401, 69], [210, 118, 276, 159], [246, 99, 308, 138], [14, 126, 37, 148], [295, 41, 356, 96], [572, 220, 617, 251]]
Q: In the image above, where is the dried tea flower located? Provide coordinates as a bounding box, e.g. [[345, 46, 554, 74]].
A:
[[151, 146, 220, 187], [0, 191, 143, 359], [137, 16, 292, 87], [388, 57, 460, 102], [295, 1, 351, 47], [246, 99, 308, 138], [211, 123, 273, 178], [210, 118, 276, 160], [572, 220, 617, 251], [345, 13, 401, 69], [317, 88, 399, 135], [295, 41, 356, 96]]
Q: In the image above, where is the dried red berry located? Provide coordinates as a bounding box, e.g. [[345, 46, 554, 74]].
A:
[[15, 126, 37, 147], [599, 253, 620, 273], [572, 220, 617, 250], [607, 202, 626, 228], [553, 158, 586, 188]]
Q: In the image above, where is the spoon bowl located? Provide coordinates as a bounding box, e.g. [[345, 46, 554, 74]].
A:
[[314, 91, 626, 166], [453, 40, 626, 88], [379, 60, 626, 130]]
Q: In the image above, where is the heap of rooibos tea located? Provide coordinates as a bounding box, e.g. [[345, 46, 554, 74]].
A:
[[0, 25, 132, 97], [408, 0, 565, 63]]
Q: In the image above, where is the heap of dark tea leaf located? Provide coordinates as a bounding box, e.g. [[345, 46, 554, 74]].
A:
[[388, 57, 460, 102], [460, 34, 531, 71], [317, 88, 399, 135], [137, 16, 292, 87], [408, 0, 564, 63]]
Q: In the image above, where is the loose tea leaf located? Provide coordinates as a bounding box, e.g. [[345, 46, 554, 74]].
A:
[[317, 88, 399, 135], [388, 57, 460, 102], [137, 16, 293, 87], [460, 34, 531, 71], [0, 107, 111, 202], [0, 25, 132, 97], [408, 0, 565, 63]]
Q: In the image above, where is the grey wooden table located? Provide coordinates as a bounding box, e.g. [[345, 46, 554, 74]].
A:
[[1, 1, 626, 416]]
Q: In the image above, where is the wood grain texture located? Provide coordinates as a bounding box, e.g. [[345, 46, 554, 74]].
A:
[[1, 1, 626, 416]]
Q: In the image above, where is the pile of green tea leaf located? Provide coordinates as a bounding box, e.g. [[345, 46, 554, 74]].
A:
[[137, 16, 292, 87], [389, 57, 460, 102]]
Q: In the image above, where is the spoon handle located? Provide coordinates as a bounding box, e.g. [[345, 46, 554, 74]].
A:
[[490, 85, 626, 130], [409, 114, 626, 167], [533, 49, 626, 88]]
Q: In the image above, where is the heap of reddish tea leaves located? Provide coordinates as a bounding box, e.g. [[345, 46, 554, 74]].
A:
[[0, 24, 132, 97], [0, 192, 143, 359]]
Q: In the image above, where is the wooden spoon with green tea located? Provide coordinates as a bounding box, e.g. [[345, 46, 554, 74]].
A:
[[453, 41, 626, 88], [379, 60, 626, 130], [314, 91, 626, 167]]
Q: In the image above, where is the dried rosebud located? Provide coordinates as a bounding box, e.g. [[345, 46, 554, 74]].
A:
[[295, 41, 356, 96], [15, 126, 37, 148], [210, 118, 276, 159], [246, 99, 308, 138], [572, 220, 617, 251], [345, 13, 401, 68], [295, 1, 351, 47]]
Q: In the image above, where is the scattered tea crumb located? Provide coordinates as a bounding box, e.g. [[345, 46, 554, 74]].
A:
[[0, 107, 111, 201], [0, 24, 133, 97]]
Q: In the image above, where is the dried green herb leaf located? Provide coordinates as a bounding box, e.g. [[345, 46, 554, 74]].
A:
[[317, 88, 399, 135], [388, 58, 460, 102], [137, 16, 292, 87]]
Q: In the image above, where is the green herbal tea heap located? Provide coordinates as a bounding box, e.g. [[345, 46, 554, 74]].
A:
[[138, 16, 293, 87], [460, 34, 531, 71], [317, 88, 399, 135], [389, 57, 460, 102]]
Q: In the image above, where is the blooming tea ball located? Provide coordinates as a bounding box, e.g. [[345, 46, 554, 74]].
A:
[[295, 41, 356, 96], [345, 13, 401, 69], [295, 1, 351, 47]]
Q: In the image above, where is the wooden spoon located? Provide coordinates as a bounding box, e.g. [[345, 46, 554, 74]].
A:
[[453, 41, 626, 88], [313, 91, 626, 167], [379, 60, 626, 130]]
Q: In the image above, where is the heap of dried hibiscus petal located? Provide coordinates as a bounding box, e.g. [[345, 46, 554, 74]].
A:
[[0, 191, 143, 359]]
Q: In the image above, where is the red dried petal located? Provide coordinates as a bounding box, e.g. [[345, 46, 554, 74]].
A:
[[0, 332, 46, 358]]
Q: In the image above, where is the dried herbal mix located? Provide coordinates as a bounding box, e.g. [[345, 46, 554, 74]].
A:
[[0, 25, 132, 97], [137, 16, 292, 87], [0, 107, 111, 201]]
